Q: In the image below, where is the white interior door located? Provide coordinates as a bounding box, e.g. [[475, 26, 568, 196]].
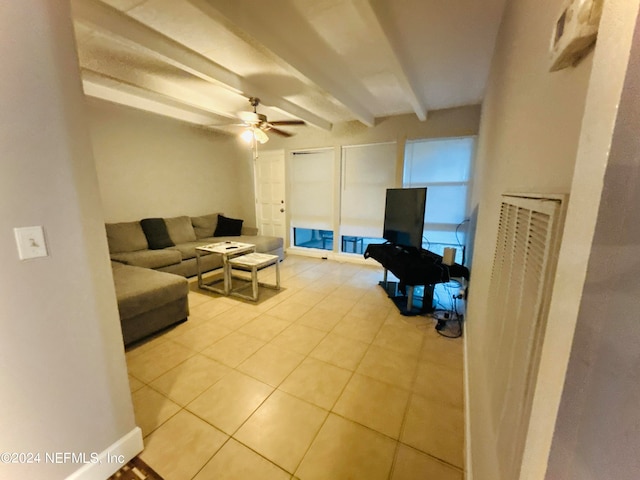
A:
[[254, 150, 287, 241]]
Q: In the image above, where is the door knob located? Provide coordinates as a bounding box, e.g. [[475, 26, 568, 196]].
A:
[[280, 208, 285, 213]]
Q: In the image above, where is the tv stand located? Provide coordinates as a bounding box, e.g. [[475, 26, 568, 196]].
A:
[[364, 243, 470, 315], [380, 269, 429, 312]]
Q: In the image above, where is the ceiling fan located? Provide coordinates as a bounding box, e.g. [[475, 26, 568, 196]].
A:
[[237, 97, 305, 144]]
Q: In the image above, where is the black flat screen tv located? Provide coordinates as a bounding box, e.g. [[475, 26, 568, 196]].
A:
[[383, 187, 427, 250]]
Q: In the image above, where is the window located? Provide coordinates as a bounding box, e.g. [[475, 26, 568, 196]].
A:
[[403, 137, 474, 311], [287, 139, 473, 261], [340, 142, 397, 254], [289, 149, 334, 250], [403, 137, 475, 263]]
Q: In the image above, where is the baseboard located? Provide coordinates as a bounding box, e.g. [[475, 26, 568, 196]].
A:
[[464, 331, 473, 480], [65, 426, 143, 480], [286, 247, 376, 265]]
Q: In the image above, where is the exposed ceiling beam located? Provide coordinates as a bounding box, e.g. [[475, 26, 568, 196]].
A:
[[188, 0, 377, 127], [81, 68, 233, 125], [83, 75, 225, 127], [357, 0, 428, 121], [71, 0, 332, 131]]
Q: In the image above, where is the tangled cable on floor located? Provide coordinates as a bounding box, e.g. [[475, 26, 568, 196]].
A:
[[432, 295, 463, 338]]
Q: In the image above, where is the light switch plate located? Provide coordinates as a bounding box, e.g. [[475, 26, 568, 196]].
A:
[[14, 226, 48, 260]]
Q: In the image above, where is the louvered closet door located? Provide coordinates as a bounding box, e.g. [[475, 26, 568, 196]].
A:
[[486, 195, 565, 480]]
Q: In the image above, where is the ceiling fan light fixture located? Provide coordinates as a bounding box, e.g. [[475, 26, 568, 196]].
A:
[[241, 127, 269, 145], [240, 129, 254, 143], [254, 128, 269, 144]]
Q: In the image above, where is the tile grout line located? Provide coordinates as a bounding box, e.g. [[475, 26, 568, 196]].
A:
[[208, 287, 347, 478], [289, 302, 389, 478], [196, 310, 315, 476], [274, 297, 361, 477], [392, 316, 467, 475], [387, 321, 430, 479]]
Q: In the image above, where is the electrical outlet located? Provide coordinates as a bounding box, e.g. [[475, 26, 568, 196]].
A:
[[14, 226, 48, 260]]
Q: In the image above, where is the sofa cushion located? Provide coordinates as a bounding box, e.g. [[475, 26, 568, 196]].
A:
[[167, 241, 214, 261], [165, 215, 197, 244], [141, 218, 175, 250], [214, 214, 243, 236], [105, 221, 148, 253], [191, 213, 221, 239], [111, 249, 182, 269], [111, 262, 188, 320]]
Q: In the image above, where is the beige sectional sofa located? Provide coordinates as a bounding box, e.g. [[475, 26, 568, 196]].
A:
[[108, 212, 284, 345], [107, 213, 284, 277]]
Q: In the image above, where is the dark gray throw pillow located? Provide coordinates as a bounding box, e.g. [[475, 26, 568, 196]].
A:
[[140, 218, 175, 250], [214, 214, 243, 236]]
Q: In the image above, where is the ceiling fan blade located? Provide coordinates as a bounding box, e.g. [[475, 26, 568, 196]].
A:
[[269, 120, 306, 126], [269, 126, 294, 137], [237, 97, 301, 138]]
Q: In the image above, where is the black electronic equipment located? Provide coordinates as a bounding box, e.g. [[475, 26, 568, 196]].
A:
[[364, 243, 469, 315], [382, 187, 427, 250]]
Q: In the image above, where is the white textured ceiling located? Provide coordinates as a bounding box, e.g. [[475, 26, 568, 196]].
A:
[[71, 0, 507, 136]]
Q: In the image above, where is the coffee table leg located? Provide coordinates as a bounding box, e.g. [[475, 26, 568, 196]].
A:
[[196, 250, 203, 287], [222, 255, 230, 295], [275, 260, 281, 290], [251, 266, 258, 300]]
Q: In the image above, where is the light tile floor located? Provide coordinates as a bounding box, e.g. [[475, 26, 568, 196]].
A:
[[126, 255, 465, 480]]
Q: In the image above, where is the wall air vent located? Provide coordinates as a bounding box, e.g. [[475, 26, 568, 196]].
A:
[[486, 193, 567, 478]]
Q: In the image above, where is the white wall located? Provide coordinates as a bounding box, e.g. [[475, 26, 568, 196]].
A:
[[88, 99, 256, 225], [546, 16, 640, 475], [467, 0, 640, 478], [466, 0, 593, 477], [0, 2, 139, 479], [529, 1, 640, 478]]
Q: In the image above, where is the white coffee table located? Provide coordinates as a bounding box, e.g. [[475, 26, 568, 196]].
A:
[[195, 242, 255, 295], [227, 252, 280, 301]]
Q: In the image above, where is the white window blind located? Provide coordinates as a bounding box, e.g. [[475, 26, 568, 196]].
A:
[[340, 142, 397, 237], [404, 138, 472, 185], [403, 137, 474, 253], [289, 149, 334, 230]]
